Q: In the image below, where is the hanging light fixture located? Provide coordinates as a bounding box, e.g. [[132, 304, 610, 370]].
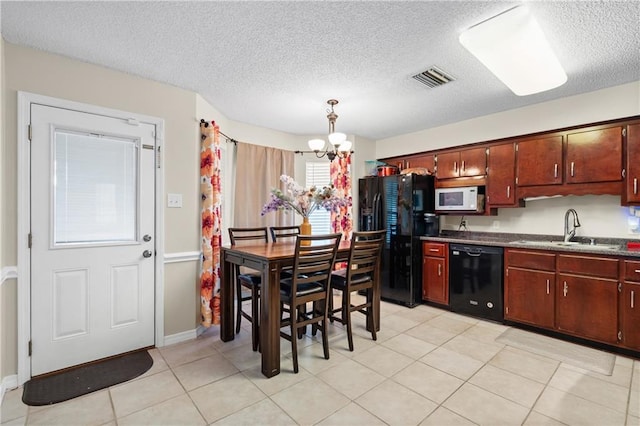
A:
[[296, 99, 353, 161]]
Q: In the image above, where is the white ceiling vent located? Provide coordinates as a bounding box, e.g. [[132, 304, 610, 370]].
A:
[[412, 66, 455, 88]]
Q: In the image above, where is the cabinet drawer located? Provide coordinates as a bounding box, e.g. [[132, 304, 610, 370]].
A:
[[557, 254, 619, 279], [423, 242, 446, 257], [506, 249, 555, 271], [624, 260, 640, 282]]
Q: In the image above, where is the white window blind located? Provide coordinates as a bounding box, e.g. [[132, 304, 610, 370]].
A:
[[305, 162, 331, 235], [54, 130, 137, 244]]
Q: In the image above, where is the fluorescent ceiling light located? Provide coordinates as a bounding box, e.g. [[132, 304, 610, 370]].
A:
[[459, 6, 567, 96]]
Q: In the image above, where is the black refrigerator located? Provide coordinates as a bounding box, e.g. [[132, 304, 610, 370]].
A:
[[359, 174, 435, 307]]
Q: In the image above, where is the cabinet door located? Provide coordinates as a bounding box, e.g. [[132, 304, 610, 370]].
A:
[[516, 136, 563, 186], [625, 123, 640, 203], [556, 274, 618, 344], [504, 267, 555, 328], [406, 154, 435, 173], [487, 143, 516, 206], [460, 147, 487, 177], [621, 281, 640, 350], [422, 256, 448, 305], [435, 152, 460, 179], [566, 126, 622, 184]]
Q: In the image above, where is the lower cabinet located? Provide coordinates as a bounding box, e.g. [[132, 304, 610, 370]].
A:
[[505, 267, 555, 328], [621, 260, 640, 350], [504, 248, 638, 351], [556, 273, 618, 344], [422, 242, 448, 305], [504, 249, 556, 328]]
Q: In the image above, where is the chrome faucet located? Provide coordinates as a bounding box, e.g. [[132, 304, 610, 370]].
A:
[[564, 209, 581, 242]]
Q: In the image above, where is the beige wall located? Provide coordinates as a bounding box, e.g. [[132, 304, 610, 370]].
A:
[[376, 82, 640, 239]]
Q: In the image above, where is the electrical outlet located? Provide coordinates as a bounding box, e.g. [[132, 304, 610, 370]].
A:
[[492, 220, 500, 229]]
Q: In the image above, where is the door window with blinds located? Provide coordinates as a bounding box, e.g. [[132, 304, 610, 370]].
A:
[[306, 162, 331, 234], [53, 129, 138, 246]]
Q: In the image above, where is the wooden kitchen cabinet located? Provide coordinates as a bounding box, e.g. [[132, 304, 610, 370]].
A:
[[422, 242, 448, 305], [504, 249, 556, 328], [516, 136, 563, 186], [621, 260, 640, 350], [565, 126, 623, 184], [403, 154, 435, 173], [555, 254, 619, 345], [436, 147, 486, 179], [623, 123, 640, 204], [487, 142, 519, 207]]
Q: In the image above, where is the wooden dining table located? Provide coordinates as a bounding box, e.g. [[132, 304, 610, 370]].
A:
[[220, 240, 380, 378]]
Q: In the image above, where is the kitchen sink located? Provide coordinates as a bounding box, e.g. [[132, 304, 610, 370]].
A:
[[510, 240, 620, 250]]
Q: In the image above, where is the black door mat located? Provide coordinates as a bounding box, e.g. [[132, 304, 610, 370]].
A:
[[22, 350, 153, 406]]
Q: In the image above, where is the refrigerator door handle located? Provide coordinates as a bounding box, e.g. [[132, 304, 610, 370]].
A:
[[373, 193, 380, 229]]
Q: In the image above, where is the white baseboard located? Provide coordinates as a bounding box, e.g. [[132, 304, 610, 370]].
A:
[[1, 374, 19, 405], [162, 328, 198, 346]]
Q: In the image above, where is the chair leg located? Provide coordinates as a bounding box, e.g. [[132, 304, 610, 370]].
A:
[[328, 291, 335, 323], [321, 308, 330, 360], [235, 279, 242, 334], [344, 290, 354, 351], [251, 287, 260, 352], [290, 305, 299, 374], [368, 288, 377, 342]]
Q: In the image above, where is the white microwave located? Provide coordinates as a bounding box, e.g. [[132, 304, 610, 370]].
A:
[[435, 186, 483, 212]]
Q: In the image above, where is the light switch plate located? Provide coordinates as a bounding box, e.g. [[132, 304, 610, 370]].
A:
[[167, 193, 182, 208]]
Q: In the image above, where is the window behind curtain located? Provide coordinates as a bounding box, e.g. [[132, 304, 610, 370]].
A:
[[306, 162, 331, 234]]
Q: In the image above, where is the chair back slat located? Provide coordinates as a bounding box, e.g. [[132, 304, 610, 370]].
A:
[[228, 227, 269, 245], [270, 226, 301, 242], [346, 230, 385, 282], [290, 234, 342, 292]]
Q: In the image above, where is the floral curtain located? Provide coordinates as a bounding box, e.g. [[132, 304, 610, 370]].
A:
[[330, 154, 353, 241], [200, 121, 223, 327]]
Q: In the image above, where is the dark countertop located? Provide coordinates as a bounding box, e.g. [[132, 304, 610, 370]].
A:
[[420, 231, 640, 258]]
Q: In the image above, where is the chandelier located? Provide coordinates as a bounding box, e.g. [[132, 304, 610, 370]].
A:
[[296, 99, 353, 161]]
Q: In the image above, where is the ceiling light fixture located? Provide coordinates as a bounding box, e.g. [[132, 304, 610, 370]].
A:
[[459, 6, 567, 96], [295, 99, 352, 161]]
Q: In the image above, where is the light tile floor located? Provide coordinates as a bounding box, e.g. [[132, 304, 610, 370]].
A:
[[2, 299, 639, 426]]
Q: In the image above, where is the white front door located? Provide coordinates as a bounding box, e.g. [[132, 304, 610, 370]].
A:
[[30, 104, 156, 376]]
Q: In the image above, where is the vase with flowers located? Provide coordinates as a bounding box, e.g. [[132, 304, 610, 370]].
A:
[[261, 175, 351, 243]]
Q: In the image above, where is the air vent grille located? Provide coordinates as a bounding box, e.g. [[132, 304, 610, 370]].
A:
[[412, 66, 455, 88]]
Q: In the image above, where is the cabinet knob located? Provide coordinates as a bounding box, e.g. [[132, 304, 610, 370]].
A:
[[554, 163, 558, 178], [563, 281, 568, 297]]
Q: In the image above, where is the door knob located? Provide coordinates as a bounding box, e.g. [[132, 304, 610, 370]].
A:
[[143, 234, 152, 242], [143, 250, 153, 258]]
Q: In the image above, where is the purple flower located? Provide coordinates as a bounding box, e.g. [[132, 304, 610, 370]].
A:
[[261, 175, 352, 218]]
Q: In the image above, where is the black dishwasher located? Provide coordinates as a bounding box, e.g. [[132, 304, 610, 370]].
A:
[[449, 244, 504, 322]]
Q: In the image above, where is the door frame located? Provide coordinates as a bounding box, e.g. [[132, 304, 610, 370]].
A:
[[16, 91, 165, 384]]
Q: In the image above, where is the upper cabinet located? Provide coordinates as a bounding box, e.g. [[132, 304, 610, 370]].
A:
[[487, 142, 521, 207], [516, 123, 624, 199], [403, 153, 435, 173], [623, 123, 640, 205], [516, 136, 563, 186], [435, 147, 486, 179], [381, 153, 436, 174], [565, 126, 623, 184], [377, 116, 638, 208]]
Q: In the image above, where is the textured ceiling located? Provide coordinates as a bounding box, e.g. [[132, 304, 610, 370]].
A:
[[1, 1, 639, 140]]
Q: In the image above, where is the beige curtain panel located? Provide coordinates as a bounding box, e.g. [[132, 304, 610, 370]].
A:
[[233, 142, 295, 229]]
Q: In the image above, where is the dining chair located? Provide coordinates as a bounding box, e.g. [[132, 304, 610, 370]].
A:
[[228, 227, 269, 351], [279, 233, 342, 373], [329, 230, 385, 351], [270, 225, 301, 242]]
